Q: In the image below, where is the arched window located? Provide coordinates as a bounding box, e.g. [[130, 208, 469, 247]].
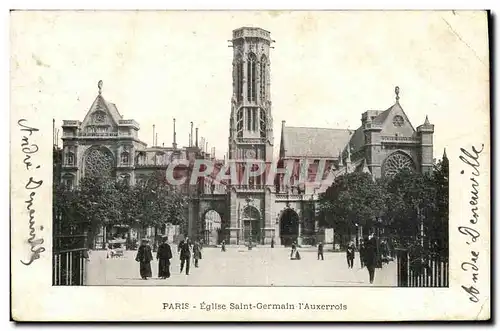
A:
[[62, 174, 74, 190], [260, 55, 267, 101], [383, 151, 415, 178], [121, 151, 129, 165], [66, 152, 74, 165], [247, 53, 257, 102], [236, 58, 243, 102]]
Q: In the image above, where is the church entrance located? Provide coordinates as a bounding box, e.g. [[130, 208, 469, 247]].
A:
[[280, 209, 299, 246], [242, 206, 261, 244]]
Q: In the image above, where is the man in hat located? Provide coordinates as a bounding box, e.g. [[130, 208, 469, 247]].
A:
[[178, 237, 191, 275], [135, 238, 153, 280], [157, 235, 173, 279]]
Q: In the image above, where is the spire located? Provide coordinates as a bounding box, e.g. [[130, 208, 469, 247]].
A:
[[98, 80, 103, 95], [152, 124, 155, 147], [395, 86, 400, 103], [443, 148, 448, 160], [424, 115, 430, 125]]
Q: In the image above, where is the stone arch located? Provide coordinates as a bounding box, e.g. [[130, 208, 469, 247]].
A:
[[82, 145, 115, 178], [382, 150, 416, 178], [242, 205, 261, 243], [279, 207, 300, 246], [201, 209, 223, 245]]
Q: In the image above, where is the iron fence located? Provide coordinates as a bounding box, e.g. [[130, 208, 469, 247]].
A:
[[396, 249, 449, 287]]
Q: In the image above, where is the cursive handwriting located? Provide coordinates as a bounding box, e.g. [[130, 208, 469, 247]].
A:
[[18, 119, 40, 171], [18, 119, 45, 266], [458, 144, 483, 303]]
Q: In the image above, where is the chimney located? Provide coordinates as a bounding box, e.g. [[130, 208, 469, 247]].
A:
[[173, 118, 177, 149], [196, 128, 199, 148], [156, 133, 158, 146], [282, 120, 286, 132], [153, 124, 156, 147], [190, 122, 193, 147]]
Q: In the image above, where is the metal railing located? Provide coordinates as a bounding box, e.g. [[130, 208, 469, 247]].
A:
[[396, 249, 449, 287], [53, 248, 88, 286]]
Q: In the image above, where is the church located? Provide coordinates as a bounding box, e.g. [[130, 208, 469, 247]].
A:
[[59, 27, 435, 247]]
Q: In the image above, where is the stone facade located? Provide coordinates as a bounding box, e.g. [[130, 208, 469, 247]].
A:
[[60, 27, 435, 247]]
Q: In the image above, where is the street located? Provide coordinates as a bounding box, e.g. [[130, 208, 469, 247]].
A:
[[86, 247, 398, 286]]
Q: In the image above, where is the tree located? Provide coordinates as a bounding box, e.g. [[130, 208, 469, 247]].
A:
[[319, 172, 386, 246]]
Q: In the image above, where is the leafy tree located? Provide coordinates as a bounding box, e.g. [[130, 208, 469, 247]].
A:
[[319, 172, 386, 246]]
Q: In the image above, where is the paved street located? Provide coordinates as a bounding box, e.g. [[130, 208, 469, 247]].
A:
[[86, 247, 397, 286]]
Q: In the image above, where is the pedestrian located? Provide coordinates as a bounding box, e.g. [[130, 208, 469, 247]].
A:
[[317, 241, 324, 260], [157, 235, 173, 279], [290, 241, 301, 260], [178, 238, 191, 275], [363, 235, 378, 284], [135, 238, 153, 280], [271, 237, 275, 248], [221, 240, 226, 252], [359, 239, 365, 268], [346, 241, 355, 269], [193, 240, 202, 268]]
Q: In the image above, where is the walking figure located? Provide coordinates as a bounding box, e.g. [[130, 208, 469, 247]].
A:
[[346, 241, 355, 269], [178, 238, 191, 275], [135, 238, 153, 280], [363, 235, 378, 284], [317, 241, 324, 260], [221, 240, 226, 252], [359, 239, 365, 268], [193, 240, 202, 268], [157, 235, 173, 279], [290, 241, 301, 260], [271, 237, 275, 248]]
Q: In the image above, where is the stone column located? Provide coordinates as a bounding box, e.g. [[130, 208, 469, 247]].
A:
[[297, 222, 303, 246], [228, 189, 239, 244]]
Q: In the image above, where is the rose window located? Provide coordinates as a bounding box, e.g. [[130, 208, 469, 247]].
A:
[[383, 152, 415, 178], [84, 147, 114, 178]]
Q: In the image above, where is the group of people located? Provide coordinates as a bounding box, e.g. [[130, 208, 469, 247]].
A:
[[135, 236, 203, 280], [315, 234, 384, 285]]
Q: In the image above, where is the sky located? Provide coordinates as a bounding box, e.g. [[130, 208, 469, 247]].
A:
[[11, 11, 489, 161]]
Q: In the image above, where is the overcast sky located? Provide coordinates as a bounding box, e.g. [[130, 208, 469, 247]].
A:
[[11, 11, 489, 160]]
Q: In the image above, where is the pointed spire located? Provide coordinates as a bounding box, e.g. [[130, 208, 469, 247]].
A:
[[98, 80, 103, 95], [443, 148, 448, 160], [424, 115, 430, 125], [190, 122, 194, 147], [395, 86, 400, 103]]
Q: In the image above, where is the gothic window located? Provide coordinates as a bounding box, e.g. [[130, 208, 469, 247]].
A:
[[84, 147, 114, 178], [66, 152, 74, 165], [247, 53, 257, 102], [252, 109, 257, 131], [260, 55, 267, 101], [236, 58, 243, 102], [383, 152, 415, 178], [247, 108, 252, 131], [62, 174, 74, 190], [259, 109, 266, 137], [121, 151, 129, 165]]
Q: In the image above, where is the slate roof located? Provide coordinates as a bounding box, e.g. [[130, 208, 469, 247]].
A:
[[281, 126, 352, 158]]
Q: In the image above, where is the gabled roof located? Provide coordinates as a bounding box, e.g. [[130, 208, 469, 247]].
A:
[[81, 94, 123, 127], [281, 126, 352, 158]]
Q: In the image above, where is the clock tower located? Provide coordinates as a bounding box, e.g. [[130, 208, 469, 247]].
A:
[[227, 27, 275, 245]]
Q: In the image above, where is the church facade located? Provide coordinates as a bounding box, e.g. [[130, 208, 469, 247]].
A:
[[59, 27, 435, 247]]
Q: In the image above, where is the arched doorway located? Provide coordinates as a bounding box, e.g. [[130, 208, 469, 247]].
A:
[[202, 210, 222, 245], [280, 208, 299, 246], [242, 206, 261, 243]]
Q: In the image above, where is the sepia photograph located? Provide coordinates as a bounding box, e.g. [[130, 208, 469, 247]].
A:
[[10, 10, 489, 321]]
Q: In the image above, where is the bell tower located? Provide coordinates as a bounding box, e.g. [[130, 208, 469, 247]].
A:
[[228, 27, 274, 163]]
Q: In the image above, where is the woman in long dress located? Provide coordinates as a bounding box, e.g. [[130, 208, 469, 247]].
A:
[[135, 238, 153, 280]]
